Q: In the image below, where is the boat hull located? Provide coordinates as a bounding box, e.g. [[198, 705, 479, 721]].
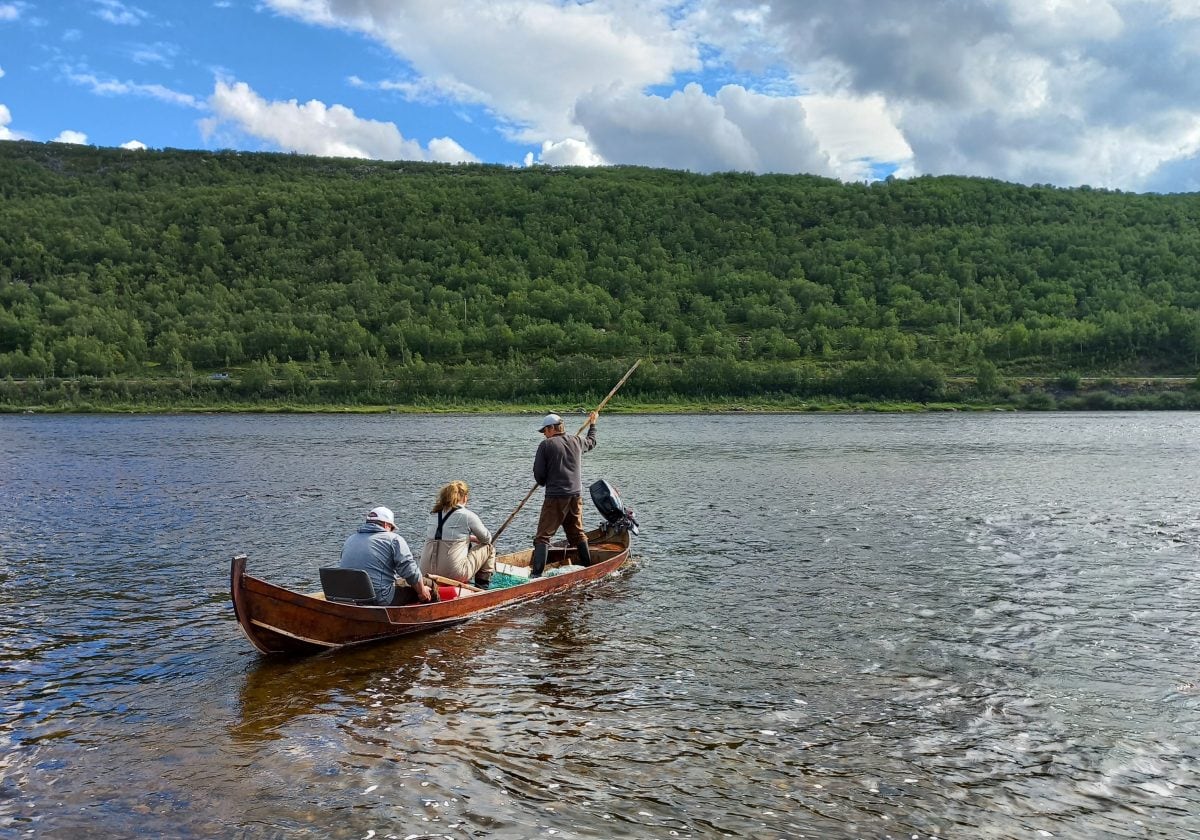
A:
[[230, 528, 631, 655]]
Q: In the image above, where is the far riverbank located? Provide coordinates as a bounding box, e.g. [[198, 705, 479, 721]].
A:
[[4, 389, 1200, 415], [3, 371, 1199, 415]]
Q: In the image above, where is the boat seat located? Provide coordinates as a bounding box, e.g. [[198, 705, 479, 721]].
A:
[[319, 567, 377, 605]]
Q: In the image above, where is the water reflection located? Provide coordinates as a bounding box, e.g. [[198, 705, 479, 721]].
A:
[[232, 629, 499, 739]]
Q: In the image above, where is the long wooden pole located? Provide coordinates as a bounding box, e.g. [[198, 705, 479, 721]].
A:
[[490, 359, 641, 546]]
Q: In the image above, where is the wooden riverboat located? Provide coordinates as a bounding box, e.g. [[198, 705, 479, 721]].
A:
[[230, 525, 633, 656]]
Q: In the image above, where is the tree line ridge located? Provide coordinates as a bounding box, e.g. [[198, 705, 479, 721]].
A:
[[2, 139, 1199, 410]]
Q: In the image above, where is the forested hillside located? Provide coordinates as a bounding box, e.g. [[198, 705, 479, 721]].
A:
[[2, 139, 1200, 409]]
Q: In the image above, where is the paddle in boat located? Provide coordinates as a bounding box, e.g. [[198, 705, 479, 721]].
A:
[[230, 480, 640, 656]]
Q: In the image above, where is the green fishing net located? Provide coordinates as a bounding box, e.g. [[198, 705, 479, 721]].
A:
[[487, 571, 527, 590]]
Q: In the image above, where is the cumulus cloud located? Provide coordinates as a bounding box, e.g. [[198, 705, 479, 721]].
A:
[[243, 0, 1200, 189], [693, 0, 1200, 189], [204, 79, 478, 163], [53, 129, 88, 144], [121, 139, 147, 150], [527, 138, 606, 167], [264, 0, 697, 142], [261, 0, 917, 181], [575, 83, 835, 176], [802, 93, 914, 179], [0, 103, 21, 140]]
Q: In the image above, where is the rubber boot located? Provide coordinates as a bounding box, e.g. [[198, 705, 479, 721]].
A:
[[473, 571, 491, 590], [531, 544, 548, 578], [575, 541, 592, 568]]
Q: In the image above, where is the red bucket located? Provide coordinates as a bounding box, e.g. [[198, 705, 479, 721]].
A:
[[437, 585, 459, 601]]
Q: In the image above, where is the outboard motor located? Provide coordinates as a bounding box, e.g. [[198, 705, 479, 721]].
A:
[[589, 479, 640, 536]]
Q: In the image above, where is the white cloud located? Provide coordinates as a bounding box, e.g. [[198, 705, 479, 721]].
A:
[[0, 65, 5, 78], [347, 74, 471, 104], [0, 103, 21, 140], [1004, 0, 1124, 42], [204, 79, 478, 163], [92, 0, 148, 26], [53, 129, 88, 144], [265, 0, 339, 26], [802, 93, 913, 178], [683, 0, 1200, 189], [1165, 0, 1200, 19], [121, 139, 147, 150], [575, 83, 835, 176], [254, 0, 1200, 189], [529, 138, 606, 167], [0, 4, 20, 23], [128, 42, 179, 67], [264, 0, 698, 142], [263, 1, 913, 180], [66, 70, 201, 108]]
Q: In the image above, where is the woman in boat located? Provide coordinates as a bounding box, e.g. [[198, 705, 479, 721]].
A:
[[419, 481, 495, 589]]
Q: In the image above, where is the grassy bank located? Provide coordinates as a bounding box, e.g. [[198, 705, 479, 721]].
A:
[[5, 389, 1200, 415], [3, 366, 1200, 415], [0, 398, 965, 415]]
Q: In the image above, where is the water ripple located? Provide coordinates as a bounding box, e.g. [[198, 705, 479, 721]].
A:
[[3, 413, 1200, 837]]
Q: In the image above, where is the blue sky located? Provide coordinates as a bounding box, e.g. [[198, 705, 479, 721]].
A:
[[4, 0, 1200, 192]]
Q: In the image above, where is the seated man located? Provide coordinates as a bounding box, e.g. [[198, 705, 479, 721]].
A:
[[339, 506, 431, 605]]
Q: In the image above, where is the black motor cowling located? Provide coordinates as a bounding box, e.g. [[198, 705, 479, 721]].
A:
[[589, 479, 640, 535], [590, 479, 625, 522]]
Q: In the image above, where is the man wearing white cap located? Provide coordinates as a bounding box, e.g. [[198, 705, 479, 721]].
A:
[[531, 410, 599, 577], [339, 506, 431, 605]]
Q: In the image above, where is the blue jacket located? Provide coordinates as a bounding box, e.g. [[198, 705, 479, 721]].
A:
[[339, 523, 420, 606]]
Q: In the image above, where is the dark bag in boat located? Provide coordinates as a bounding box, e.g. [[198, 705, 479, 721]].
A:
[[424, 575, 442, 602], [589, 479, 625, 523]]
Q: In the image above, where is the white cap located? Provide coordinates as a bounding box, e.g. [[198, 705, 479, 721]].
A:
[[365, 506, 395, 526], [538, 413, 562, 430]]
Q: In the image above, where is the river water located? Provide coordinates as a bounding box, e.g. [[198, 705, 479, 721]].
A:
[[1, 412, 1198, 839]]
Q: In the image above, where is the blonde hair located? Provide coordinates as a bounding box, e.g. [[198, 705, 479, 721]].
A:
[[431, 480, 470, 513]]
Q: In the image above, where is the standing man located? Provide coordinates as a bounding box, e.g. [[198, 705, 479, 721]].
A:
[[531, 410, 599, 577], [340, 506, 431, 605]]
